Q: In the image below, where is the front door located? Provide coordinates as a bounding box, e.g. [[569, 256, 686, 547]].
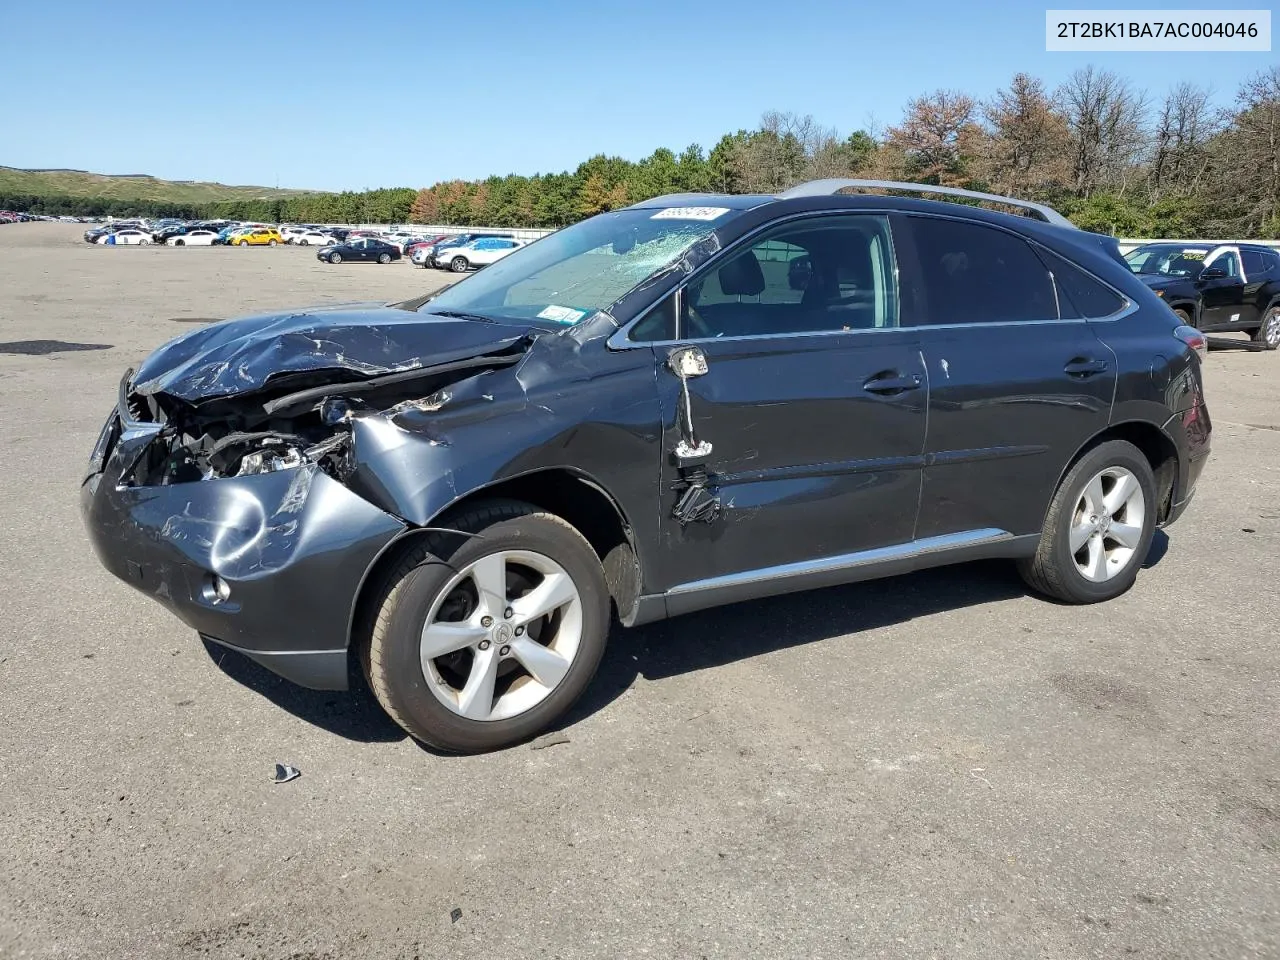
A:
[[650, 213, 928, 592], [892, 213, 1118, 541]]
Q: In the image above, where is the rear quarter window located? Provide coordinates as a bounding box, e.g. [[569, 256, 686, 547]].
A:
[[1037, 248, 1127, 319]]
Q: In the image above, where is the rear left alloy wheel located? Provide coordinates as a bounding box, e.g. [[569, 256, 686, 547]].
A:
[[1018, 440, 1157, 603], [363, 501, 609, 753], [1254, 306, 1280, 350]]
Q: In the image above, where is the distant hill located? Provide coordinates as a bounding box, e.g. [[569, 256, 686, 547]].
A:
[[0, 166, 319, 203]]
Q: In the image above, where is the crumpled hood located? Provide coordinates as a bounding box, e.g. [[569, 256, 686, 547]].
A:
[[132, 306, 534, 404]]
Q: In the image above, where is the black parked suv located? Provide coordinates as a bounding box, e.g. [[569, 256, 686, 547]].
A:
[[82, 180, 1211, 752], [1125, 241, 1280, 349]]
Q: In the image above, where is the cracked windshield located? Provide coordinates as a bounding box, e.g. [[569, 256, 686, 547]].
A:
[[420, 207, 733, 326]]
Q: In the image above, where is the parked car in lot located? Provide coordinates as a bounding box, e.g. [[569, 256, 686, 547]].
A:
[[231, 227, 284, 247], [406, 235, 449, 262], [419, 232, 511, 267], [167, 230, 220, 246], [1125, 242, 1280, 349], [293, 231, 336, 246], [316, 236, 401, 264], [436, 236, 526, 272], [97, 228, 152, 245], [81, 179, 1211, 753]]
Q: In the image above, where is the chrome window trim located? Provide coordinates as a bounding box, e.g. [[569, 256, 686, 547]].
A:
[[666, 528, 1013, 597]]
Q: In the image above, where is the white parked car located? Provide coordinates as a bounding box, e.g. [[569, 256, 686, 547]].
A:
[[97, 229, 152, 245], [167, 230, 219, 246], [437, 236, 526, 272], [293, 231, 336, 246]]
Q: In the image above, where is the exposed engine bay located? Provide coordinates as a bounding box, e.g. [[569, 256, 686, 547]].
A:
[[124, 345, 527, 488]]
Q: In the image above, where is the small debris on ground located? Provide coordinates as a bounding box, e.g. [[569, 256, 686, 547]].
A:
[[529, 732, 570, 751], [271, 764, 301, 784], [450, 907, 463, 923]]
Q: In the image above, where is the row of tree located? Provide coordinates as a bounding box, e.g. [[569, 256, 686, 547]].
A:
[[9, 66, 1277, 237], [403, 65, 1279, 238], [0, 188, 420, 225]]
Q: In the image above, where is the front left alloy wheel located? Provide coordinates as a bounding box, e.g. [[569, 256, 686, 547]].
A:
[[363, 501, 609, 752]]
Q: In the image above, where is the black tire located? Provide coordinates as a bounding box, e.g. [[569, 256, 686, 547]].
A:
[[1172, 307, 1192, 326], [1018, 440, 1157, 604], [299, 239, 309, 246], [268, 239, 278, 247], [174, 239, 185, 246], [1252, 305, 1280, 350], [329, 253, 341, 264], [450, 256, 469, 273], [363, 501, 610, 753], [378, 253, 391, 264]]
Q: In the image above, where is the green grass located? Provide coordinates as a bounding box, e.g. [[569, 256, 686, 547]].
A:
[[0, 166, 320, 203]]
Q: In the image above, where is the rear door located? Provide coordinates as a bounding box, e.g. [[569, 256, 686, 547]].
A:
[[895, 214, 1118, 540], [1240, 249, 1274, 325], [647, 212, 928, 591], [1199, 247, 1248, 328]]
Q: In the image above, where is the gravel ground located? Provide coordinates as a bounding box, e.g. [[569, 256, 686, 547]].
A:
[[1, 222, 1277, 960]]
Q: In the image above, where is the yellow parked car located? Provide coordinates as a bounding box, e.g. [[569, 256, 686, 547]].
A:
[[231, 228, 284, 247]]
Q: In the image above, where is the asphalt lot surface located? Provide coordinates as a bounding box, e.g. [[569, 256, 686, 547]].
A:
[[1, 222, 1277, 959]]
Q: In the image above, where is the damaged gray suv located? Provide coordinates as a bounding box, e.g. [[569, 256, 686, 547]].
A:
[[83, 180, 1211, 752]]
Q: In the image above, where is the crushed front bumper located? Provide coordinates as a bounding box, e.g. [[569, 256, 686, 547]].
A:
[[80, 403, 406, 689]]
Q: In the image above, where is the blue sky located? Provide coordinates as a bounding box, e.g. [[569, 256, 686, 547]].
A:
[[3, 0, 1274, 191]]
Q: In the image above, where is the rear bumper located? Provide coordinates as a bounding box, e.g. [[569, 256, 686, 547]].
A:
[[81, 411, 406, 690]]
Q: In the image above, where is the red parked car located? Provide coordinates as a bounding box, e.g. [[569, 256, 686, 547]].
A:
[[405, 234, 450, 257]]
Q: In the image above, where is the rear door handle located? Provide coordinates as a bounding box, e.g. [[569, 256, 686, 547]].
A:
[[1064, 357, 1109, 378], [863, 372, 922, 396]]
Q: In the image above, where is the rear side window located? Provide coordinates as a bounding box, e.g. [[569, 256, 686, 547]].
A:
[[1038, 249, 1127, 319], [1242, 250, 1270, 276], [903, 216, 1057, 325]]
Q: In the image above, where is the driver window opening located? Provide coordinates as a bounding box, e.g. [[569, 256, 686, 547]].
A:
[[677, 215, 899, 339]]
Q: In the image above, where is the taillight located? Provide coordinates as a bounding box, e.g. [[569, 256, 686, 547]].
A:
[[1174, 324, 1207, 360]]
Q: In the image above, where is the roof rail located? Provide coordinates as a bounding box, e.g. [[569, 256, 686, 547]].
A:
[[777, 179, 1076, 228]]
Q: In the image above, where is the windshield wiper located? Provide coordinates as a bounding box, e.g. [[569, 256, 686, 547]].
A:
[[429, 309, 497, 324]]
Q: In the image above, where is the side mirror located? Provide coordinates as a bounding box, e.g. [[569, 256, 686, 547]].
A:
[[667, 345, 709, 379], [667, 346, 712, 462], [1199, 267, 1226, 281]]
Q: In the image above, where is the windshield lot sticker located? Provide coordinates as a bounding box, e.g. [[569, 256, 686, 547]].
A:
[[537, 305, 587, 324], [650, 207, 731, 221], [1181, 250, 1207, 259]]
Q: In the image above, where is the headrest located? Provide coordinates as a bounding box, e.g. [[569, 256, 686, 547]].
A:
[[718, 252, 765, 296]]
